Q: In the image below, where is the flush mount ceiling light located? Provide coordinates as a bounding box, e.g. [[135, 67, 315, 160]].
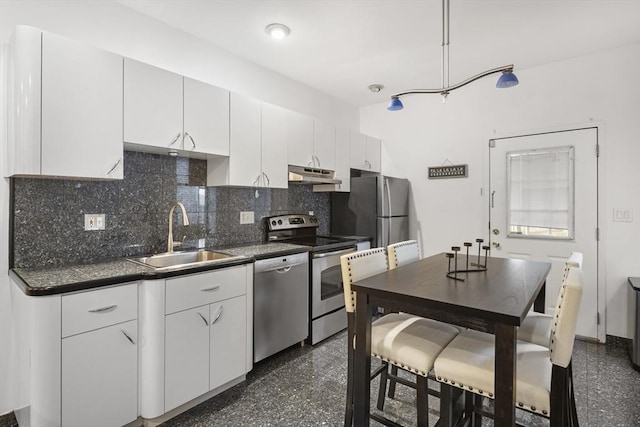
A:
[[368, 84, 384, 93], [387, 0, 519, 111], [265, 23, 290, 40]]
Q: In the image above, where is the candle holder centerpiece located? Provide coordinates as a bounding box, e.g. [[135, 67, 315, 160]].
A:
[[445, 239, 489, 281]]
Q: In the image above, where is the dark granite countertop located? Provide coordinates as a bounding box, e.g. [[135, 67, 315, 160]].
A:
[[10, 242, 310, 296]]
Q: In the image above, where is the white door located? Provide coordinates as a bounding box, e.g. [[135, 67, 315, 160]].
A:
[[489, 127, 600, 341]]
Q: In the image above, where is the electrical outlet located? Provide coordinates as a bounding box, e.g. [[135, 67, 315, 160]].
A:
[[240, 211, 254, 224], [84, 214, 105, 231], [309, 211, 314, 216]]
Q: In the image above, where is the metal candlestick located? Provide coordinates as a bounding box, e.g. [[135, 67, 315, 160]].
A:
[[446, 239, 488, 281]]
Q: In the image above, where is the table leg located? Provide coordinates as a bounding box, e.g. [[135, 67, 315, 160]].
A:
[[494, 324, 516, 427], [354, 291, 373, 426], [534, 280, 546, 313]]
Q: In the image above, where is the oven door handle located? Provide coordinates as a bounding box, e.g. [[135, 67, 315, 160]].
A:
[[312, 248, 356, 259]]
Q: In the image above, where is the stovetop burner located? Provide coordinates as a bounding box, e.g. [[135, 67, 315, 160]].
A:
[[265, 214, 357, 252]]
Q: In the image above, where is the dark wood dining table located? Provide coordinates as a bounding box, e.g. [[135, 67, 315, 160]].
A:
[[351, 252, 551, 427]]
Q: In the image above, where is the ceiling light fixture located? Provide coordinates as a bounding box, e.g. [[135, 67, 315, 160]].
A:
[[265, 23, 290, 40], [387, 0, 518, 111], [368, 84, 384, 93]]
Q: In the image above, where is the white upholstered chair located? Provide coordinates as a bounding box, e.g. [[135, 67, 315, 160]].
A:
[[518, 251, 583, 347], [387, 239, 421, 269], [433, 267, 584, 427], [341, 248, 459, 427]]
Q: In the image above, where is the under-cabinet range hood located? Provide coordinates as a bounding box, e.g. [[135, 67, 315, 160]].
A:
[[288, 165, 342, 185]]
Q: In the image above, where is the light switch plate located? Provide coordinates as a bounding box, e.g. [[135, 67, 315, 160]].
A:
[[84, 214, 105, 230], [240, 211, 254, 224], [613, 208, 633, 222]]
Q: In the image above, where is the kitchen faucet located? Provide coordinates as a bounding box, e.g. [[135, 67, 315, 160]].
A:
[[167, 202, 190, 252]]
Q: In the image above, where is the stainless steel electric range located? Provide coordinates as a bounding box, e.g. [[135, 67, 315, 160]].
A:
[[265, 214, 360, 344]]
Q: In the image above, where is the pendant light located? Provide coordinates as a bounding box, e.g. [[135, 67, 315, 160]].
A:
[[387, 0, 518, 111]]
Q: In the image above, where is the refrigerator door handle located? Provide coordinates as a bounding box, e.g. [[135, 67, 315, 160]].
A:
[[387, 217, 392, 247], [384, 177, 393, 217]]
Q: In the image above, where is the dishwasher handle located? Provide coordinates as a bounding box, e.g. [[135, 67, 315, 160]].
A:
[[255, 261, 307, 274], [253, 252, 309, 274]]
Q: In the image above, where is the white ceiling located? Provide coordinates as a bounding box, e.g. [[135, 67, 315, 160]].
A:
[[118, 0, 640, 107]]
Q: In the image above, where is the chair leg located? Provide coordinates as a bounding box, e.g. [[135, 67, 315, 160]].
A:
[[472, 394, 483, 427], [550, 364, 569, 427], [377, 362, 389, 410], [568, 362, 579, 426], [344, 321, 355, 427], [416, 375, 429, 427], [438, 383, 453, 427], [388, 364, 399, 398]]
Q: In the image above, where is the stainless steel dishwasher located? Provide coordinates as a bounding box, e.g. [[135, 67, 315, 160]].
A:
[[253, 252, 309, 363]]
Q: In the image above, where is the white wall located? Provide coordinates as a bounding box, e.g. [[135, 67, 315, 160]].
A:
[[0, 0, 359, 415], [361, 43, 640, 340]]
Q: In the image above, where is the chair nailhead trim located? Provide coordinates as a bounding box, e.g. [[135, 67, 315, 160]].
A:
[[437, 374, 552, 418]]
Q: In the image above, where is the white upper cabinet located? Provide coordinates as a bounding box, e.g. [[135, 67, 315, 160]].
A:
[[124, 59, 183, 151], [287, 113, 336, 171], [8, 26, 123, 179], [365, 136, 382, 172], [350, 131, 381, 172], [287, 111, 314, 167], [313, 119, 336, 171], [261, 103, 289, 189], [124, 59, 230, 157], [333, 127, 351, 192], [208, 94, 288, 188], [183, 77, 230, 156], [208, 92, 261, 187]]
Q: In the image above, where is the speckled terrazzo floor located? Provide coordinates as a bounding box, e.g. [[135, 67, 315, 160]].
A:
[[1, 333, 638, 426], [156, 333, 640, 427]]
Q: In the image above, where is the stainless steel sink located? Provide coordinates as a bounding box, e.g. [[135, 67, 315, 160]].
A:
[[127, 250, 242, 271]]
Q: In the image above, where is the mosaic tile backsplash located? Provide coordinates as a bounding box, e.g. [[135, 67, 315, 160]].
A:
[[11, 151, 331, 268]]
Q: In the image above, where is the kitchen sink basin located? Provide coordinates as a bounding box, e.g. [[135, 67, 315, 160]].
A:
[[128, 250, 242, 271]]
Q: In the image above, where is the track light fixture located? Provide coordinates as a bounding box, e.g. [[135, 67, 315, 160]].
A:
[[387, 0, 519, 111]]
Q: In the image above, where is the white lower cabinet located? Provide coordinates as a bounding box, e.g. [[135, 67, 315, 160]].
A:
[[210, 296, 247, 389], [165, 306, 210, 411], [140, 264, 253, 419], [61, 320, 138, 427]]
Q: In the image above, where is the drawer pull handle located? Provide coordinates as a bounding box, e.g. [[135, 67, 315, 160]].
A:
[[120, 329, 135, 345], [201, 285, 220, 292], [211, 306, 223, 325], [197, 312, 209, 326], [88, 304, 117, 313]]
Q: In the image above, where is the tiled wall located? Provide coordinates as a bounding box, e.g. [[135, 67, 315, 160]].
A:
[[11, 151, 331, 268]]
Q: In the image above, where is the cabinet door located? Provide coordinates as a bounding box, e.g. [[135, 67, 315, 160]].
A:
[[184, 77, 230, 156], [165, 306, 210, 411], [61, 320, 137, 427], [334, 127, 351, 192], [124, 59, 183, 150], [229, 92, 262, 186], [349, 131, 367, 170], [261, 103, 289, 188], [287, 110, 314, 167], [366, 136, 382, 172], [313, 119, 336, 171], [41, 32, 123, 179], [210, 296, 247, 390]]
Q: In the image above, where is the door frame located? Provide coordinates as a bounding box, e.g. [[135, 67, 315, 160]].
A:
[[485, 121, 606, 343]]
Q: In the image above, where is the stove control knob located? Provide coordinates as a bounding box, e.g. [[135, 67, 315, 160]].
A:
[[271, 220, 276, 226], [278, 219, 283, 225]]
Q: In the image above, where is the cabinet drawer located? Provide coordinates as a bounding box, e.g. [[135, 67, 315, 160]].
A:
[[62, 283, 138, 337], [165, 266, 246, 315]]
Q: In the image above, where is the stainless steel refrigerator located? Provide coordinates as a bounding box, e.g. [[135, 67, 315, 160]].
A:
[[331, 175, 410, 247]]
